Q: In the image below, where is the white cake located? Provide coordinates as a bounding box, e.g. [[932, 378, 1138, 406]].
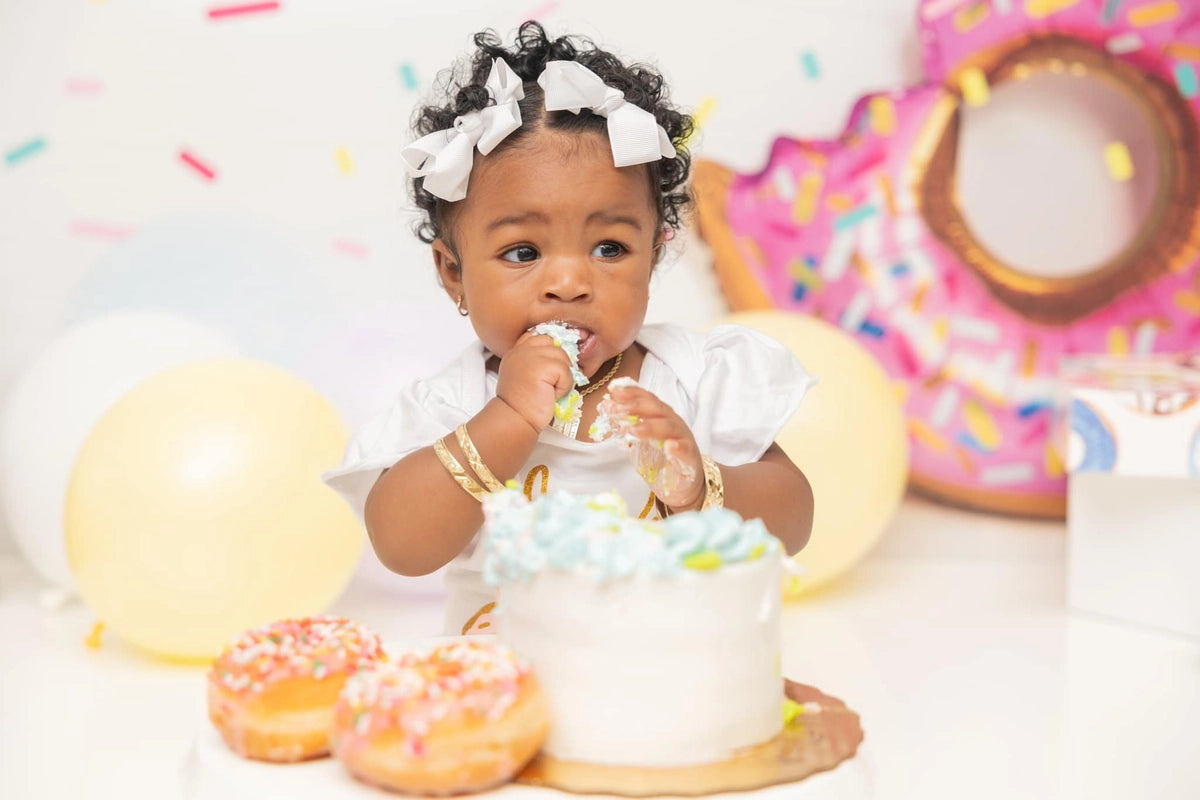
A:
[[482, 489, 783, 767]]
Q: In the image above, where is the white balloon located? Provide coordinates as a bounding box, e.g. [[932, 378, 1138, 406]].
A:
[[0, 311, 237, 589]]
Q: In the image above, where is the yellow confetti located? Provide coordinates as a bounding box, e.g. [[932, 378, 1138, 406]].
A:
[[684, 96, 718, 147], [1107, 326, 1130, 354], [954, 2, 991, 32], [912, 282, 930, 313], [1104, 142, 1134, 182], [959, 67, 990, 106], [910, 419, 950, 454], [1045, 443, 1065, 479], [792, 171, 823, 223], [963, 399, 1001, 450], [788, 259, 824, 289], [868, 96, 897, 136], [826, 193, 853, 212], [1128, 1, 1180, 28], [1164, 42, 1200, 61], [933, 318, 949, 340], [1022, 340, 1038, 377], [955, 445, 978, 475], [85, 621, 105, 650], [1025, 0, 1080, 18], [335, 147, 354, 175], [783, 573, 804, 598], [879, 174, 898, 216], [1174, 290, 1200, 315], [783, 699, 805, 725]]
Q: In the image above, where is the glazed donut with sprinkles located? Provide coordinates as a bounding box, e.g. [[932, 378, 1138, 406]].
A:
[[207, 616, 386, 762], [331, 638, 549, 795]]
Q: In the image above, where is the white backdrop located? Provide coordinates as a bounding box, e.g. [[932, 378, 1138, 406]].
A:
[[0, 0, 1150, 561]]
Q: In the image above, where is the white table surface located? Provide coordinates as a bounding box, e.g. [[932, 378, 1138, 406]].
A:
[[2, 494, 1198, 800]]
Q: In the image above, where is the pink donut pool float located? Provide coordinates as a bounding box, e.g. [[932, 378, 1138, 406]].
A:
[[696, 0, 1200, 517]]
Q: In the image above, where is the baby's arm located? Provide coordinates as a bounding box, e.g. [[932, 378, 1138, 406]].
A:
[[364, 332, 576, 576], [605, 384, 813, 555]]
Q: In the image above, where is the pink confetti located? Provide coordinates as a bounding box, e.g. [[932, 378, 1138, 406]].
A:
[[207, 1, 280, 20], [70, 220, 136, 241], [1021, 417, 1049, 446], [65, 78, 105, 97], [178, 149, 217, 181], [334, 239, 369, 259], [523, 1, 560, 21]]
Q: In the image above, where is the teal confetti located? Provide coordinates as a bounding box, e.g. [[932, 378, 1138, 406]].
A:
[[1101, 0, 1121, 24], [1175, 63, 1198, 99], [800, 51, 820, 80], [5, 137, 46, 167], [833, 204, 878, 231], [399, 62, 418, 91]]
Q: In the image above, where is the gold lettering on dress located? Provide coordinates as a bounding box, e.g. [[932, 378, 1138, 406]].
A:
[[461, 602, 496, 635], [637, 493, 658, 520], [523, 465, 550, 499]]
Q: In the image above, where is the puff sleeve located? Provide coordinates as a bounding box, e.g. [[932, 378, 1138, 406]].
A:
[[689, 324, 816, 466], [321, 368, 475, 526]]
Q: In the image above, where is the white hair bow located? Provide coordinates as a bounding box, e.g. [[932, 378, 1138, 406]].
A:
[[537, 60, 676, 168], [402, 58, 525, 202]]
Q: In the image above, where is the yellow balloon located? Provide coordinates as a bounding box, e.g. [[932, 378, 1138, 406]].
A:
[[721, 311, 909, 595], [65, 358, 363, 661]]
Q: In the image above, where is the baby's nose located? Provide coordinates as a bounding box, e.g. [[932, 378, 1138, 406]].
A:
[[541, 256, 592, 302]]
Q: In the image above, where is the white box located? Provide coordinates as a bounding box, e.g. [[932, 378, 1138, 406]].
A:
[[1061, 354, 1200, 639]]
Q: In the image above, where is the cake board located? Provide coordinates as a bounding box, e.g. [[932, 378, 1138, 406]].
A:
[[181, 680, 871, 799]]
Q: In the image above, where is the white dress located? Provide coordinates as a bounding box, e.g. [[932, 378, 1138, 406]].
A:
[[322, 322, 815, 635]]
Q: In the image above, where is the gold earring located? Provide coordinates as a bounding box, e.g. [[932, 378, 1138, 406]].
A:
[[456, 296, 469, 316]]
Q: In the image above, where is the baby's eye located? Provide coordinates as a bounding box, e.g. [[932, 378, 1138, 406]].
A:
[[500, 245, 539, 263], [592, 241, 625, 259]]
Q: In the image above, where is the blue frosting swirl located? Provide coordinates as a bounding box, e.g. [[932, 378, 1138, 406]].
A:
[[482, 488, 780, 585]]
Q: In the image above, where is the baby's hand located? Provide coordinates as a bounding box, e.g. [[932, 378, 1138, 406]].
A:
[[495, 331, 577, 434], [604, 384, 704, 511]]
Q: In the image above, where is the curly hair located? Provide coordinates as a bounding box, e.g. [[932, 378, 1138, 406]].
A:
[[409, 21, 695, 245]]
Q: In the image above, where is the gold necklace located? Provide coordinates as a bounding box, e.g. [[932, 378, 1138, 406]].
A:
[[551, 352, 624, 439], [579, 351, 623, 397]]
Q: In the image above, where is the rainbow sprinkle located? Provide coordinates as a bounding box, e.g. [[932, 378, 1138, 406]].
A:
[[399, 62, 418, 90], [834, 204, 879, 231], [792, 171, 824, 223], [179, 149, 216, 181], [5, 137, 46, 167], [959, 67, 990, 106], [1104, 142, 1135, 181], [1173, 62, 1198, 98], [869, 96, 897, 136], [1128, 0, 1180, 27], [207, 1, 281, 20], [800, 51, 821, 80], [1026, 0, 1081, 18], [954, 2, 990, 32], [1106, 32, 1144, 53]]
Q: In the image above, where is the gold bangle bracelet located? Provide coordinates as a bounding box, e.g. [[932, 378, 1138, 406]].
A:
[[700, 455, 724, 510], [433, 437, 487, 502], [455, 424, 504, 492]]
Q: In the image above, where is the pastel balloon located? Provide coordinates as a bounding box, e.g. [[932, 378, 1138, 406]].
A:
[[0, 312, 236, 590], [64, 359, 363, 661], [723, 311, 908, 594]]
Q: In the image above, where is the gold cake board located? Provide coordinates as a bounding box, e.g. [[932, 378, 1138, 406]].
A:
[[516, 681, 864, 797]]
